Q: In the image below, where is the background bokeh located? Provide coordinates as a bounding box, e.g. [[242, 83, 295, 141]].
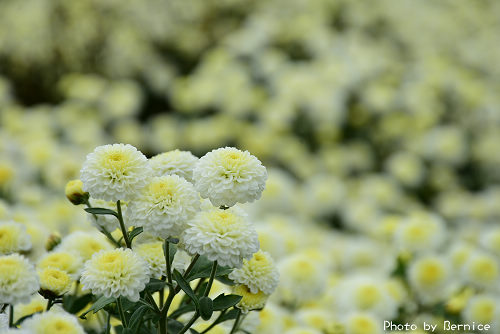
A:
[[1, 0, 500, 333]]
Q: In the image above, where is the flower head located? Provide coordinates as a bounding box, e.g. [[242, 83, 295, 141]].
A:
[[0, 253, 39, 304], [38, 251, 83, 280], [0, 221, 31, 254], [134, 241, 165, 278], [65, 179, 89, 205], [56, 231, 113, 262], [193, 147, 267, 207], [39, 267, 72, 297], [233, 284, 269, 313], [81, 248, 150, 302], [23, 310, 85, 334], [80, 143, 151, 201], [182, 207, 259, 268], [229, 250, 279, 294], [127, 175, 200, 238], [150, 149, 198, 182]]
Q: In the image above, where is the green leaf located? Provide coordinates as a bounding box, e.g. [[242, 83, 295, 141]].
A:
[[167, 319, 184, 333], [217, 308, 240, 324], [64, 293, 93, 314], [212, 294, 242, 311], [84, 207, 118, 217], [79, 296, 115, 319], [185, 256, 232, 281], [146, 278, 167, 292], [189, 330, 201, 334], [215, 275, 236, 286], [128, 227, 143, 242], [128, 305, 150, 332], [173, 269, 199, 310], [199, 296, 213, 321], [168, 303, 196, 319]]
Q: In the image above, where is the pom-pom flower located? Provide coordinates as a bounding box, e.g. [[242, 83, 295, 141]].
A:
[[56, 231, 113, 262], [134, 241, 165, 278], [127, 175, 200, 238], [229, 250, 279, 294], [80, 248, 150, 302], [149, 149, 198, 182], [38, 251, 83, 280], [0, 220, 31, 254], [182, 207, 259, 268], [0, 253, 39, 305], [39, 267, 72, 297], [23, 310, 85, 334], [80, 143, 151, 201], [193, 147, 267, 207], [233, 284, 269, 313]]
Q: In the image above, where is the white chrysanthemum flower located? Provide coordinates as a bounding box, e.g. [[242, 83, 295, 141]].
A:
[[462, 294, 500, 327], [461, 251, 499, 290], [172, 249, 192, 272], [193, 147, 267, 207], [81, 248, 150, 302], [344, 312, 382, 334], [394, 211, 445, 254], [408, 256, 454, 304], [233, 284, 269, 313], [127, 175, 200, 238], [0, 253, 39, 305], [229, 250, 279, 294], [88, 198, 131, 232], [134, 241, 165, 278], [38, 251, 83, 280], [80, 143, 151, 201], [56, 231, 113, 262], [182, 207, 259, 268], [23, 310, 85, 334], [0, 221, 31, 254], [150, 150, 198, 183]]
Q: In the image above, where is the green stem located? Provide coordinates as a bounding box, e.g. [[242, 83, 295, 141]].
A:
[[177, 312, 199, 334], [105, 311, 111, 334], [117, 297, 128, 328], [200, 309, 227, 334], [46, 298, 54, 311], [8, 305, 13, 328], [204, 261, 218, 297], [229, 308, 242, 334], [116, 200, 131, 248], [164, 241, 173, 289], [183, 254, 200, 278]]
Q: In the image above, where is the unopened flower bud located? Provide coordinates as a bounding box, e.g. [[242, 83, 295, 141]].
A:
[[45, 232, 61, 251], [65, 179, 89, 205]]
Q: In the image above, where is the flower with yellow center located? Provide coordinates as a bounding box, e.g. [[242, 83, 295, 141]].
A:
[[229, 250, 279, 294], [409, 256, 453, 304], [38, 251, 83, 280], [150, 149, 199, 183], [0, 163, 14, 187], [0, 220, 31, 254], [127, 175, 200, 238], [182, 207, 259, 268], [344, 312, 381, 334], [14, 294, 46, 323], [39, 267, 72, 296], [133, 241, 165, 278], [394, 211, 445, 254], [64, 179, 89, 205], [80, 248, 150, 302], [23, 310, 85, 334], [284, 327, 323, 334], [463, 294, 500, 326], [462, 252, 499, 289], [57, 231, 113, 262], [0, 253, 39, 304], [80, 143, 151, 201], [233, 284, 269, 313], [193, 147, 267, 207]]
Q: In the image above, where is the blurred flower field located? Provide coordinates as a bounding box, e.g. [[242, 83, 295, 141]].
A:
[[1, 0, 500, 333]]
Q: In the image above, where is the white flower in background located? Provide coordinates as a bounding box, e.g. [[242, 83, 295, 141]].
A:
[[128, 175, 200, 238], [182, 207, 259, 268], [38, 251, 83, 280], [229, 250, 279, 294], [344, 312, 382, 334], [57, 231, 113, 262], [80, 143, 151, 201], [134, 241, 165, 278], [150, 149, 198, 183], [461, 251, 499, 290], [0, 253, 39, 305], [81, 248, 150, 302], [0, 220, 31, 254], [193, 147, 267, 207], [394, 211, 446, 254], [462, 294, 500, 328], [408, 256, 454, 304], [23, 310, 85, 334]]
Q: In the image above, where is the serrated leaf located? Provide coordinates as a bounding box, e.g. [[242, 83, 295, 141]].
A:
[[199, 296, 213, 320], [129, 305, 150, 332], [173, 269, 199, 310], [212, 294, 242, 311], [79, 296, 115, 319], [84, 207, 118, 217], [128, 227, 143, 243]]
